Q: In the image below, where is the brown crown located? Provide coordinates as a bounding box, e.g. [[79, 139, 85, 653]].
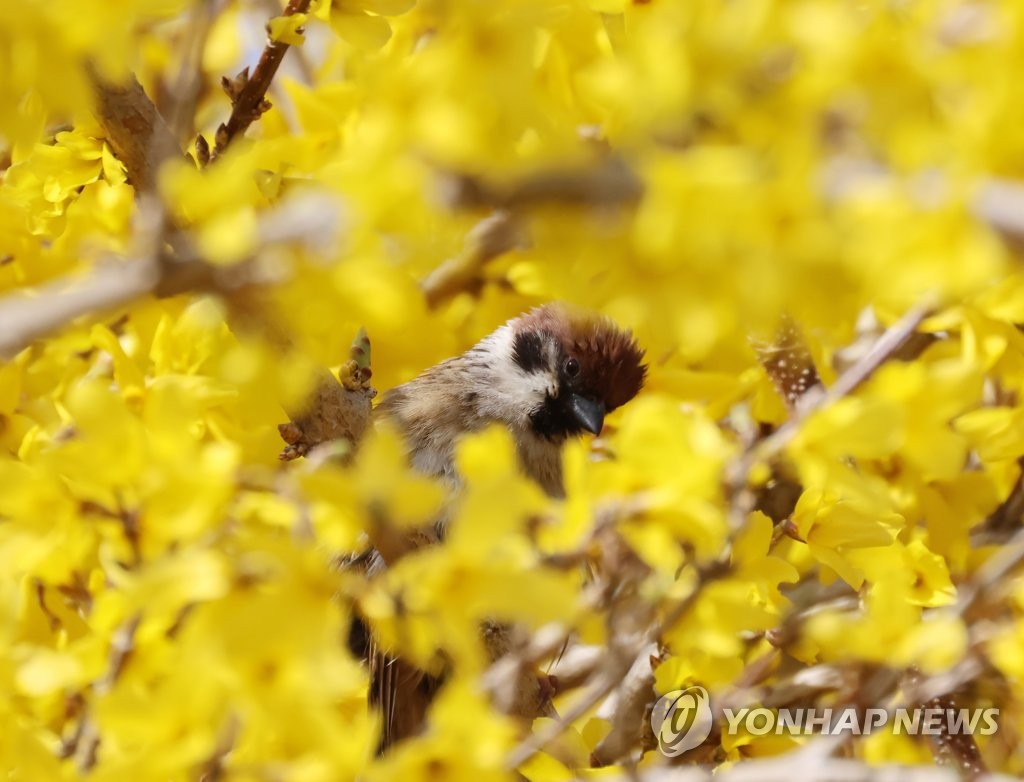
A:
[[516, 303, 647, 410]]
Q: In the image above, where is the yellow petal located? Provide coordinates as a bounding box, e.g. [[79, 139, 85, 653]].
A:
[[331, 10, 392, 48]]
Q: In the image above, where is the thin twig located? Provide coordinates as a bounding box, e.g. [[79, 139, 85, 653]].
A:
[[211, 0, 312, 157], [96, 613, 142, 694], [726, 298, 935, 528], [164, 0, 226, 144], [954, 526, 1024, 619], [504, 559, 731, 769]]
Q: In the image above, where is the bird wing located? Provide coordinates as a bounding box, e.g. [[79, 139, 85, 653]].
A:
[[369, 636, 439, 752]]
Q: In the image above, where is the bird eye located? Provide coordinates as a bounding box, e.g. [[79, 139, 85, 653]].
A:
[[564, 357, 580, 377]]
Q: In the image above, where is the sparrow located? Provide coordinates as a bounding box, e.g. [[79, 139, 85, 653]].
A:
[[375, 302, 647, 498], [359, 302, 646, 750]]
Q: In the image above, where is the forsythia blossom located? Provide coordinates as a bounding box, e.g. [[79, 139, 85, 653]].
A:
[[3, 0, 1024, 778]]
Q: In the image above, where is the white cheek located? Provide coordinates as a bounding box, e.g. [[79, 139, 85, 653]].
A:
[[492, 351, 555, 410]]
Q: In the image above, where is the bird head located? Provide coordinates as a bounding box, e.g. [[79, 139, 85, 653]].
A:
[[493, 303, 646, 439]]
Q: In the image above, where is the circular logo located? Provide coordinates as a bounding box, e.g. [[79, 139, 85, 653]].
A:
[[650, 686, 713, 757]]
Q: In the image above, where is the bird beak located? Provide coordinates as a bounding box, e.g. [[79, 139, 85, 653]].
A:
[[569, 394, 605, 435]]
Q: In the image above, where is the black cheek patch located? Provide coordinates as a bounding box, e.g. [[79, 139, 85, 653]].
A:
[[512, 331, 546, 374]]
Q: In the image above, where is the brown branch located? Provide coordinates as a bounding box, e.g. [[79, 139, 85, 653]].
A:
[[727, 298, 935, 528], [505, 558, 731, 770], [545, 644, 602, 692], [96, 613, 141, 694], [974, 179, 1024, 250], [954, 527, 1024, 620], [277, 366, 374, 461], [197, 713, 240, 782], [67, 613, 141, 774], [73, 717, 101, 774], [760, 298, 933, 455], [590, 643, 658, 767], [972, 457, 1024, 544], [0, 259, 159, 359], [421, 211, 527, 309], [211, 0, 312, 157], [0, 231, 371, 456], [87, 68, 183, 192], [20, 66, 374, 457], [439, 156, 644, 210]]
